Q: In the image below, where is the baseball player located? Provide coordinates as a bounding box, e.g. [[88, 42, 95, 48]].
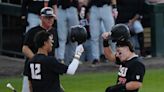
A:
[[24, 31, 84, 92], [102, 24, 145, 92], [21, 7, 58, 92]]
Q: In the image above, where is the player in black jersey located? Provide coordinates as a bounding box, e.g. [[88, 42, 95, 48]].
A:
[[21, 7, 58, 92], [102, 24, 145, 92], [24, 31, 84, 92]]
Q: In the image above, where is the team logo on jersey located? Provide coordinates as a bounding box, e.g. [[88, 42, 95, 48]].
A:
[[136, 75, 140, 80], [118, 65, 128, 77], [80, 19, 89, 26], [118, 77, 127, 84]]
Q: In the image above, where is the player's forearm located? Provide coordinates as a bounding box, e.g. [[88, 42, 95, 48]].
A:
[[66, 58, 79, 75], [22, 45, 34, 59], [126, 81, 142, 90], [129, 14, 140, 23], [104, 47, 116, 62]]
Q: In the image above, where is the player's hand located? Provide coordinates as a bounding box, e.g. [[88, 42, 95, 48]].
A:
[[102, 32, 111, 40], [102, 32, 111, 47], [74, 44, 84, 59]]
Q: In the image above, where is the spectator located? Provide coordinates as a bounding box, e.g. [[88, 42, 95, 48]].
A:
[[56, 0, 79, 65], [24, 31, 84, 92], [102, 24, 145, 92], [21, 7, 58, 92], [77, 0, 92, 62], [88, 0, 117, 66], [21, 0, 57, 32], [115, 0, 145, 56]]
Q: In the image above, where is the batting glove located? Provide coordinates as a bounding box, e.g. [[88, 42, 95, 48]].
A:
[[74, 44, 84, 59]]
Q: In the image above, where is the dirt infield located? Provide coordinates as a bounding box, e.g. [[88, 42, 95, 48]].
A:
[[0, 55, 164, 77]]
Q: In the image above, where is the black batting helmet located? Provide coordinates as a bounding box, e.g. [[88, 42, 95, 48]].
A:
[[70, 25, 87, 44], [111, 24, 131, 42]]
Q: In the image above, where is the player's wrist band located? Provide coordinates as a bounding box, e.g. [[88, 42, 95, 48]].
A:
[[74, 56, 80, 60], [103, 39, 110, 47]]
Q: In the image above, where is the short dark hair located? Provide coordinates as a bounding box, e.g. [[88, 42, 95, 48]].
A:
[[116, 40, 134, 52], [34, 31, 51, 49]]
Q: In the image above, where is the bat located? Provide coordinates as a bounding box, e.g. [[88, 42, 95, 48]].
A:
[[6, 83, 17, 92]]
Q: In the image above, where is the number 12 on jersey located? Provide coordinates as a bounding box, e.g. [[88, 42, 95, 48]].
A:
[[30, 63, 41, 80]]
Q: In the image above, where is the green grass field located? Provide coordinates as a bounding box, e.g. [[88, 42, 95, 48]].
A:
[[0, 68, 164, 92]]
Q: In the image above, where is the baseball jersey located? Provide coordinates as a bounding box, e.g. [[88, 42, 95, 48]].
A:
[[25, 54, 68, 92], [116, 57, 145, 92], [21, 0, 57, 16]]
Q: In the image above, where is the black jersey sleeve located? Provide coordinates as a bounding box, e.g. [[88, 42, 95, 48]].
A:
[[46, 57, 68, 74], [24, 61, 32, 80], [23, 30, 32, 46], [23, 27, 39, 46], [130, 62, 145, 82]]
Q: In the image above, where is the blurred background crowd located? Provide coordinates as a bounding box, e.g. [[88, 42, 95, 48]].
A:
[[0, 0, 164, 66]]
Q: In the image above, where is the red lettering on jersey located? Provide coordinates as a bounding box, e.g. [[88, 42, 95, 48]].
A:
[[118, 77, 127, 84]]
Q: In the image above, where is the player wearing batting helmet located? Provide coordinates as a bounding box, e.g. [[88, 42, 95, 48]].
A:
[[102, 24, 145, 92]]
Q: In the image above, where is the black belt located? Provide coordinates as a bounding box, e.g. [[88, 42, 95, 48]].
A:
[[93, 3, 110, 7]]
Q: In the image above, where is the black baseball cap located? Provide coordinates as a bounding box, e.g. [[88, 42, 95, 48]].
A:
[[40, 7, 56, 17]]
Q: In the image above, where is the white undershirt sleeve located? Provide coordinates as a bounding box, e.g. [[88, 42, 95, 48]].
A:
[[66, 58, 79, 75]]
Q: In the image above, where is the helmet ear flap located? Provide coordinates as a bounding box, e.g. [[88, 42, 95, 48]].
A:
[[70, 25, 87, 44]]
